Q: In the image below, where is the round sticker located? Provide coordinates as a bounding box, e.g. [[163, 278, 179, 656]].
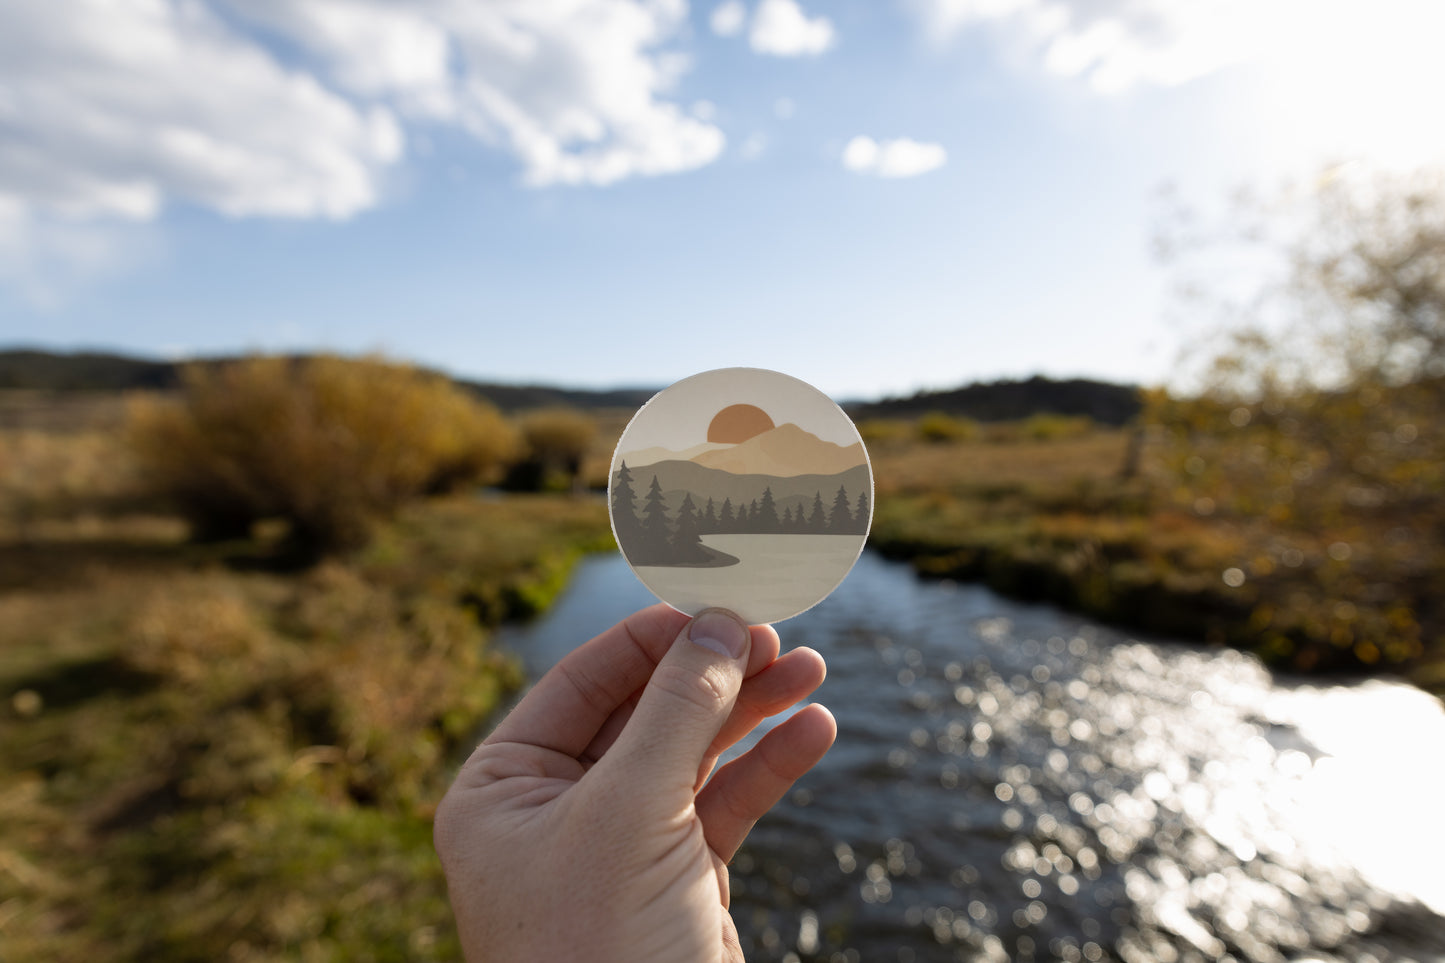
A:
[[608, 367, 873, 625]]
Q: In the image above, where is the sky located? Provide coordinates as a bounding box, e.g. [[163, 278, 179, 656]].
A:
[[2, 0, 1443, 401]]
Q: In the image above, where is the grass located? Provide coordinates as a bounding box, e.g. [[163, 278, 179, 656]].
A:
[[0, 424, 613, 963], [866, 422, 1443, 692], [3, 386, 1440, 960]]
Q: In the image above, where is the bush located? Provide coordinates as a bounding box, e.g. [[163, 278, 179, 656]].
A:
[[1020, 413, 1094, 441], [916, 411, 980, 444], [503, 408, 595, 492], [128, 355, 519, 552], [855, 418, 912, 448]]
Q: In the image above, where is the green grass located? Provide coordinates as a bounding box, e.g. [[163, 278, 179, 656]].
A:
[[0, 493, 611, 962]]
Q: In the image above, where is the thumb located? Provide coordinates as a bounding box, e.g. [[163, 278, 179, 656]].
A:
[[593, 609, 751, 805]]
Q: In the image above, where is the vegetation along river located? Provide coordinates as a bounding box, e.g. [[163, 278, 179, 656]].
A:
[[494, 551, 1445, 963]]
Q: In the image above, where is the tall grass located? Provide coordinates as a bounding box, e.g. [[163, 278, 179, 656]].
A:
[[0, 494, 612, 962]]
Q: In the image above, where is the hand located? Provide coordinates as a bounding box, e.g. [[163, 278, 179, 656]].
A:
[[434, 604, 836, 962]]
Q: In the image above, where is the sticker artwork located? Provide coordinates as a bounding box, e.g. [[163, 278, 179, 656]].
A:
[[608, 368, 873, 625]]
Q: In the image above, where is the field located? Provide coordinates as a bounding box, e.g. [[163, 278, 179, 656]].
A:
[[864, 415, 1444, 692], [2, 384, 1440, 960], [0, 391, 613, 960]]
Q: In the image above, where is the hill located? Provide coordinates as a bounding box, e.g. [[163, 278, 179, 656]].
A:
[[0, 348, 656, 412], [0, 349, 181, 391], [847, 375, 1141, 425], [620, 458, 871, 522], [0, 349, 1141, 422]]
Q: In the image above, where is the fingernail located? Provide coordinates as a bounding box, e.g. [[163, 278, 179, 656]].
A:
[[689, 610, 748, 659]]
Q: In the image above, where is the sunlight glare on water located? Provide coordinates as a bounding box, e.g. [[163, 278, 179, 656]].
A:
[[498, 552, 1445, 962]]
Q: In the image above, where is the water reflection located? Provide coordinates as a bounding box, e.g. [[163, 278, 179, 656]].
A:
[[497, 552, 1445, 962]]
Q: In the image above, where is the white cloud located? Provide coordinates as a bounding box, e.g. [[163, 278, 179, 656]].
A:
[[228, 0, 723, 188], [710, 0, 747, 37], [750, 0, 835, 57], [841, 136, 948, 178], [906, 0, 1265, 91], [0, 0, 401, 224], [0, 0, 726, 295], [902, 0, 1445, 172]]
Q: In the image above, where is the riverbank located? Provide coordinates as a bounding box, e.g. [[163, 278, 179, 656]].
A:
[[865, 429, 1445, 696], [0, 493, 612, 962]]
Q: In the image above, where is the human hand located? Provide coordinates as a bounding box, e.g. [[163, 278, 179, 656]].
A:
[[434, 604, 836, 962]]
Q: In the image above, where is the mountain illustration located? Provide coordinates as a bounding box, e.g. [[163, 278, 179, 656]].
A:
[[623, 440, 732, 468], [688, 423, 864, 477]]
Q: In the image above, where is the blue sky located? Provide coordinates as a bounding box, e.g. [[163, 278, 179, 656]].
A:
[[3, 0, 1442, 399]]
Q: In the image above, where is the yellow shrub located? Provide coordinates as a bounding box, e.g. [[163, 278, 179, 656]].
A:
[[128, 355, 519, 552], [916, 411, 980, 444]]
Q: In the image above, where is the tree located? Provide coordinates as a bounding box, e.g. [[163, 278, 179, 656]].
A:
[[719, 497, 735, 532], [852, 488, 870, 534], [781, 505, 795, 530], [829, 485, 852, 533], [673, 491, 701, 552], [807, 491, 826, 532], [757, 486, 779, 532], [1146, 167, 1445, 672], [634, 474, 671, 561], [611, 461, 642, 540], [701, 496, 717, 533]]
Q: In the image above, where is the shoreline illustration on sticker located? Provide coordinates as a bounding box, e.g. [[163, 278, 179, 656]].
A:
[[609, 369, 873, 624]]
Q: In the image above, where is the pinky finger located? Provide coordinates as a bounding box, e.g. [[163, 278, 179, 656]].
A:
[[695, 703, 837, 863]]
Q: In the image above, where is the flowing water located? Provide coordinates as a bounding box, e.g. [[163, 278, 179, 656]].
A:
[[494, 552, 1445, 963]]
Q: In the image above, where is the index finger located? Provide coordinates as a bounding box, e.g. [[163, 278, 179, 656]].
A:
[[483, 605, 780, 759]]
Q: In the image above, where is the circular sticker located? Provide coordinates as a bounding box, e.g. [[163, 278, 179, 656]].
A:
[[608, 367, 873, 625]]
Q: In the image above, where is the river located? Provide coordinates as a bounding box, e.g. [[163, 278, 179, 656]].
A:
[[494, 551, 1445, 963]]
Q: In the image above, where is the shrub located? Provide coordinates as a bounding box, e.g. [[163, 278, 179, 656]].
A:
[[1020, 413, 1094, 441], [128, 355, 519, 552], [855, 418, 912, 448], [503, 407, 596, 492], [916, 411, 980, 444]]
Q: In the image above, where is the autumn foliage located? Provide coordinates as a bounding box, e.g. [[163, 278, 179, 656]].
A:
[[128, 355, 519, 552]]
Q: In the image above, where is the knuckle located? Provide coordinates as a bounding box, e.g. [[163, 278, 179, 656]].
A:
[[651, 661, 734, 714]]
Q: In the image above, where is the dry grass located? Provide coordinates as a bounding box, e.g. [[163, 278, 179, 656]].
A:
[[870, 430, 1133, 495], [0, 406, 612, 962], [0, 391, 131, 433]]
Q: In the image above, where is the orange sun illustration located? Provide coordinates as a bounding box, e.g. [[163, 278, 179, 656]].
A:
[[707, 403, 775, 444]]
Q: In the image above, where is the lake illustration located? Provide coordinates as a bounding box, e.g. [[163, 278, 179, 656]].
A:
[[609, 368, 872, 624]]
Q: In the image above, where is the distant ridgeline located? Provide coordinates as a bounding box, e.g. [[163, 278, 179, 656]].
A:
[[0, 349, 182, 391], [612, 423, 871, 568], [847, 375, 1141, 426], [0, 348, 657, 412]]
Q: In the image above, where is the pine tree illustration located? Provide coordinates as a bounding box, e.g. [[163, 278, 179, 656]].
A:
[[757, 486, 779, 532], [611, 461, 642, 540], [673, 492, 701, 551], [808, 491, 826, 532], [852, 489, 871, 534], [719, 497, 735, 532], [829, 485, 852, 533], [701, 497, 717, 533], [639, 475, 671, 558]]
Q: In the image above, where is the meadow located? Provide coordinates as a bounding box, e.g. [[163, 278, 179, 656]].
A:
[[0, 382, 614, 961], [2, 363, 1440, 960], [863, 404, 1444, 693]]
